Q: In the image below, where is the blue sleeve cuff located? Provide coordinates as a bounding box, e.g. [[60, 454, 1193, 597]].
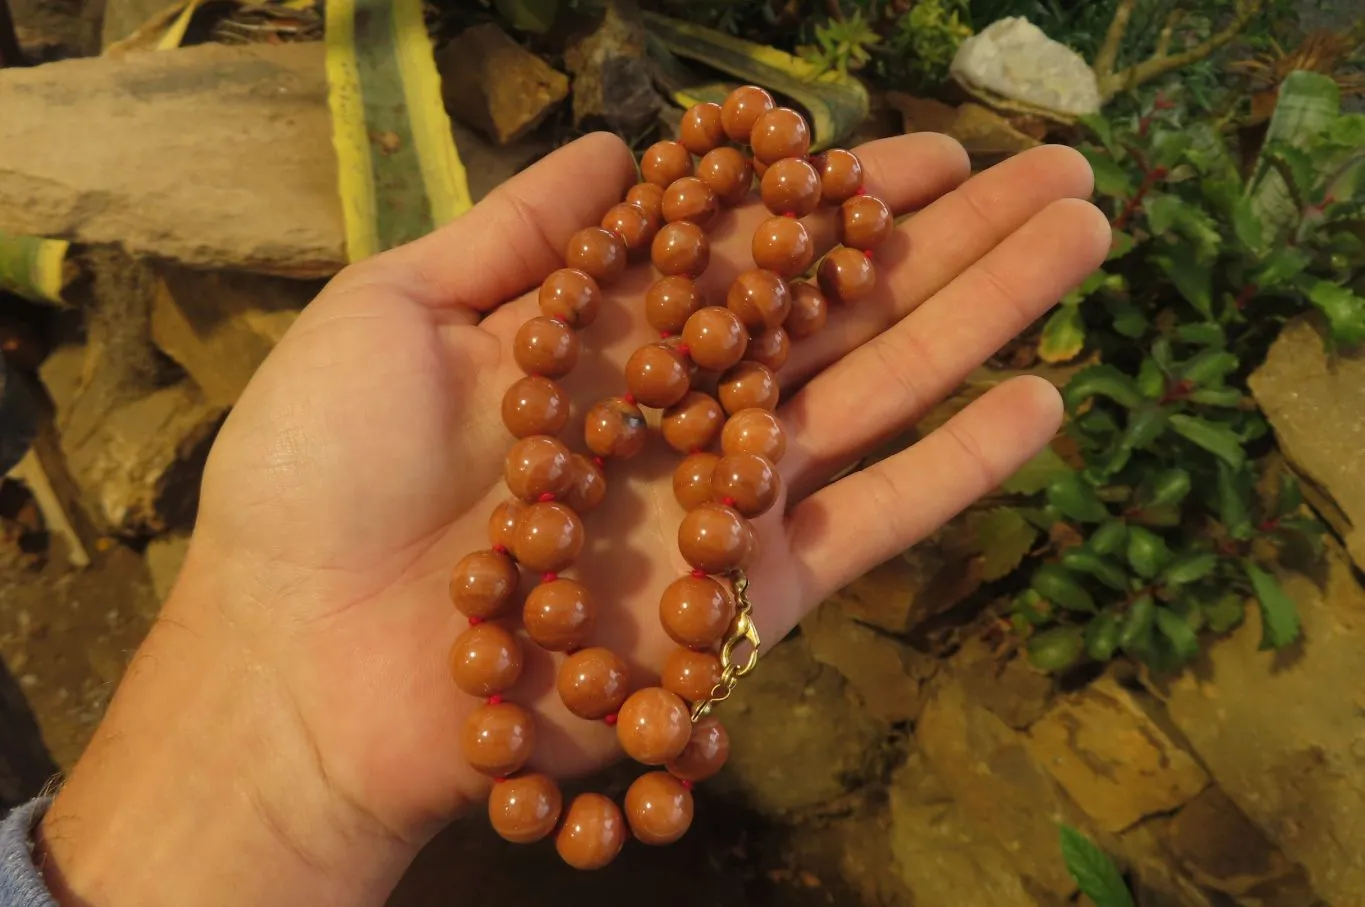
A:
[[0, 799, 56, 907]]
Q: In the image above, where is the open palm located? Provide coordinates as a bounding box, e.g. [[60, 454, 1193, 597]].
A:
[[183, 131, 1107, 846]]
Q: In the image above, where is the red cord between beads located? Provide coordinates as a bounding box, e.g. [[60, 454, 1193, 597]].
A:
[[492, 544, 507, 555], [468, 616, 484, 626], [537, 492, 556, 503], [675, 343, 691, 357], [592, 456, 605, 469], [855, 186, 867, 196], [659, 330, 673, 339], [783, 211, 796, 218], [690, 568, 706, 578], [864, 249, 874, 260], [541, 572, 558, 584], [680, 779, 693, 791], [721, 496, 736, 507], [487, 694, 503, 706], [604, 713, 618, 726], [623, 392, 637, 406], [494, 776, 506, 784]]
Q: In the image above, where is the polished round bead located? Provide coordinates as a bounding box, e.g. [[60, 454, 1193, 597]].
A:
[[726, 269, 790, 332], [696, 147, 753, 207], [681, 306, 748, 373], [745, 326, 789, 371], [659, 574, 734, 649], [449, 622, 523, 697], [513, 501, 583, 573], [584, 397, 648, 459], [667, 718, 730, 782], [840, 195, 894, 250], [680, 101, 726, 156], [752, 216, 813, 278], [673, 452, 720, 510], [646, 276, 704, 335], [662, 648, 724, 703], [712, 452, 780, 518], [642, 141, 694, 188], [557, 647, 630, 719], [449, 549, 518, 619], [563, 454, 606, 514], [501, 376, 568, 438], [488, 499, 526, 551], [818, 246, 877, 304], [523, 578, 595, 652], [538, 268, 602, 328], [564, 227, 626, 284], [750, 107, 810, 164], [719, 361, 779, 414], [462, 702, 535, 777], [651, 222, 710, 278], [661, 392, 724, 455], [489, 773, 562, 844], [721, 408, 786, 463], [625, 771, 694, 845], [626, 182, 665, 225], [760, 157, 821, 218], [720, 85, 775, 142], [662, 177, 719, 227], [556, 793, 625, 870], [600, 201, 658, 257], [504, 435, 574, 502], [625, 343, 691, 409], [513, 316, 579, 379], [678, 502, 751, 573], [617, 687, 692, 765], [785, 281, 829, 339], [816, 148, 863, 205]]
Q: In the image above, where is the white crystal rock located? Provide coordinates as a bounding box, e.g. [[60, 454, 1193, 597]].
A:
[[950, 17, 1101, 118]]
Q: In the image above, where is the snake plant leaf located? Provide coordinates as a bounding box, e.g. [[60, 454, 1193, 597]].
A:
[[642, 12, 868, 151]]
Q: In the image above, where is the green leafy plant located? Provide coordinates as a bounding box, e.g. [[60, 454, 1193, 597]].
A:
[[798, 8, 881, 75], [1059, 825, 1135, 907], [1008, 71, 1364, 674], [889, 0, 972, 86]]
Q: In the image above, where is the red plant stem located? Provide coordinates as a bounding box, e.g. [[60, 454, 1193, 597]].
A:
[[1234, 283, 1258, 310], [1112, 164, 1166, 230]]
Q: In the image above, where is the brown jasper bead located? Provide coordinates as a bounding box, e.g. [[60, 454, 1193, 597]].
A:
[[501, 376, 569, 438], [646, 276, 704, 335], [641, 140, 694, 188], [840, 194, 894, 250], [712, 452, 780, 518], [720, 85, 775, 142], [488, 499, 526, 551], [584, 397, 648, 460], [667, 718, 730, 782], [673, 452, 720, 510], [538, 268, 601, 328], [785, 281, 829, 339], [616, 687, 692, 765], [678, 502, 751, 574], [680, 101, 726, 156], [449, 622, 523, 697], [726, 269, 791, 332], [662, 648, 723, 703], [745, 326, 790, 371], [681, 306, 748, 373], [625, 771, 694, 846], [556, 793, 625, 871], [760, 157, 822, 218], [750, 107, 810, 164], [523, 578, 595, 652], [752, 216, 813, 278], [661, 392, 724, 455], [513, 501, 583, 573], [651, 222, 710, 278], [513, 316, 579, 379], [625, 343, 690, 409], [659, 574, 734, 649], [816, 148, 864, 205], [721, 408, 787, 463], [462, 702, 535, 777], [489, 773, 562, 844], [719, 361, 779, 414], [557, 647, 630, 719], [662, 177, 719, 227], [563, 454, 606, 514], [696, 147, 753, 207], [818, 246, 877, 304], [626, 182, 665, 225], [564, 227, 626, 284], [449, 549, 518, 619], [600, 202, 658, 257], [504, 436, 573, 502]]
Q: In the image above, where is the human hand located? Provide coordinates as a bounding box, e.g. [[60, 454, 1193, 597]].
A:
[[39, 131, 1107, 907]]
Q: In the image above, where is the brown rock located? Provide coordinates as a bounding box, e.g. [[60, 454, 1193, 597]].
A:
[[954, 637, 1053, 729], [801, 597, 934, 724], [437, 24, 568, 145], [563, 2, 661, 136], [887, 93, 1040, 168], [834, 543, 982, 634]]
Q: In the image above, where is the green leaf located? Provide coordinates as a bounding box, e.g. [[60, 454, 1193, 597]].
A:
[[1059, 826, 1135, 907], [1144, 194, 1221, 258], [1118, 594, 1156, 651], [1082, 149, 1134, 199], [1107, 229, 1136, 261], [1273, 517, 1327, 557], [1155, 606, 1201, 662], [1243, 562, 1302, 650], [1153, 245, 1214, 317], [1001, 446, 1073, 495], [1080, 115, 1117, 155], [1275, 472, 1303, 517], [1180, 349, 1238, 387], [1202, 592, 1246, 633], [1136, 358, 1165, 398], [1107, 299, 1148, 338], [1038, 306, 1087, 363], [493, 0, 560, 32], [1084, 613, 1122, 661], [1089, 520, 1127, 556], [971, 508, 1039, 581], [1217, 461, 1254, 539], [1188, 388, 1243, 407], [1161, 552, 1218, 586], [1012, 589, 1051, 626], [1174, 323, 1225, 347], [1126, 527, 1171, 579], [1169, 414, 1246, 468], [1232, 196, 1264, 252], [1047, 473, 1110, 523], [1250, 71, 1341, 240], [1031, 564, 1096, 614], [1063, 365, 1145, 410], [1129, 503, 1182, 527], [1305, 281, 1365, 346], [1144, 468, 1191, 507], [1028, 626, 1085, 672], [1252, 247, 1312, 290], [1062, 549, 1129, 591]]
